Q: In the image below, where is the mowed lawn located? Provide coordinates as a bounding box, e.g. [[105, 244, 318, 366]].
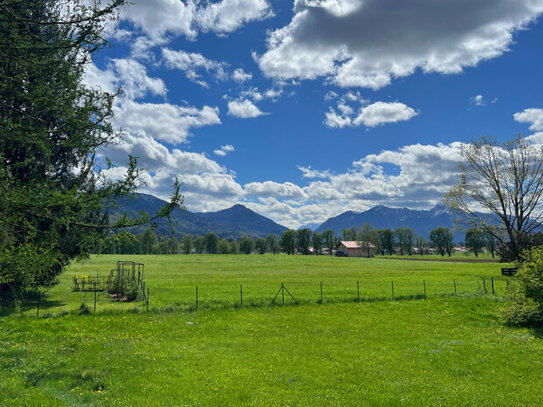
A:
[[2, 255, 541, 406]]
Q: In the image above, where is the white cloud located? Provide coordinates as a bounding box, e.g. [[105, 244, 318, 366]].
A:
[[197, 0, 273, 34], [84, 59, 166, 99], [326, 101, 418, 128], [162, 48, 228, 87], [232, 68, 252, 82], [514, 108, 543, 131], [214, 144, 236, 156], [113, 100, 221, 144], [257, 0, 543, 89], [118, 0, 272, 46], [355, 102, 418, 127], [472, 94, 485, 106], [112, 59, 167, 98], [227, 99, 267, 118], [244, 181, 307, 199], [120, 0, 197, 41], [297, 166, 332, 179]]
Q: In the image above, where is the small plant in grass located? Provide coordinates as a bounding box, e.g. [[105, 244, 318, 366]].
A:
[[499, 246, 543, 326]]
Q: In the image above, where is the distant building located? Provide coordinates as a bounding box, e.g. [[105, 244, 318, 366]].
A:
[[336, 241, 375, 257]]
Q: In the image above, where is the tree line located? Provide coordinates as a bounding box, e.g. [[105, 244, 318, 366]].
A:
[[98, 224, 498, 257]]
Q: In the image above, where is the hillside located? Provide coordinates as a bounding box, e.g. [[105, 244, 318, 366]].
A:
[[110, 193, 286, 239], [315, 204, 466, 240]]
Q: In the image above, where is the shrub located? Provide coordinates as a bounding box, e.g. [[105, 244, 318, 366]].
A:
[[499, 246, 543, 326]]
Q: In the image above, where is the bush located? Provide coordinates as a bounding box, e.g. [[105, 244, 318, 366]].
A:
[[499, 246, 543, 326]]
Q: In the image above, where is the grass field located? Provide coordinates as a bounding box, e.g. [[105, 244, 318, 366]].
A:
[[2, 255, 542, 406]]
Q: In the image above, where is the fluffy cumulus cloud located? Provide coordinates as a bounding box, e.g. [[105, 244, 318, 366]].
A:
[[84, 59, 166, 99], [118, 0, 272, 42], [162, 48, 228, 87], [514, 108, 543, 131], [227, 99, 267, 118], [197, 0, 274, 34], [325, 101, 418, 128], [232, 68, 252, 82], [257, 0, 543, 89], [113, 100, 221, 144]]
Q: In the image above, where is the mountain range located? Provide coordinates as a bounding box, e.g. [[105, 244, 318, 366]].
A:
[[112, 193, 475, 241], [315, 204, 466, 240], [109, 193, 287, 239]]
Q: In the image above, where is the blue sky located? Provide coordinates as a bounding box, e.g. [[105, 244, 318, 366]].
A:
[[86, 0, 543, 228]]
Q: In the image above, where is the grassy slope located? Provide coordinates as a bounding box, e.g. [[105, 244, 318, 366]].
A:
[[3, 255, 539, 406]]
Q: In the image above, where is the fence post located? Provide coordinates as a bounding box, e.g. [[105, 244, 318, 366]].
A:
[[505, 280, 510, 295], [423, 280, 426, 300], [453, 279, 457, 296], [282, 283, 285, 305], [491, 277, 495, 295], [483, 278, 487, 295], [357, 281, 360, 303], [240, 284, 243, 306], [391, 281, 394, 301], [147, 288, 150, 312], [196, 286, 199, 309], [320, 281, 323, 304], [94, 289, 97, 313]]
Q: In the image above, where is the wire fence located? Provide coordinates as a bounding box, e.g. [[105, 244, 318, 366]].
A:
[[0, 276, 511, 318]]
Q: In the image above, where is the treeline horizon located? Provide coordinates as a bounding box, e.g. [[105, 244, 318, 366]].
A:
[[96, 223, 498, 257]]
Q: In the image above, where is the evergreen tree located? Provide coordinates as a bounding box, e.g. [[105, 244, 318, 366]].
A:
[[0, 0, 182, 296]]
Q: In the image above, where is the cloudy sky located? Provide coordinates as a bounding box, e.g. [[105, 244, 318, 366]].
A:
[[87, 0, 543, 228]]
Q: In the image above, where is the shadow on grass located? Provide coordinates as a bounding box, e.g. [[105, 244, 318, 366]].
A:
[[0, 295, 66, 317]]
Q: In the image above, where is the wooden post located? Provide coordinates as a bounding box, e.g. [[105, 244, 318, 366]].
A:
[[282, 283, 285, 305], [483, 278, 487, 295], [453, 279, 457, 295], [94, 289, 97, 313], [423, 280, 426, 300], [147, 288, 150, 312], [36, 291, 40, 318], [196, 286, 199, 309], [357, 281, 360, 303], [505, 280, 510, 295], [391, 281, 394, 301], [240, 284, 243, 306], [320, 281, 323, 304], [491, 277, 495, 295]]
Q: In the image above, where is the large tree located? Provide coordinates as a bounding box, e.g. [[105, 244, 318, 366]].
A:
[[296, 228, 312, 255], [430, 227, 454, 256], [0, 0, 182, 296], [446, 135, 543, 261]]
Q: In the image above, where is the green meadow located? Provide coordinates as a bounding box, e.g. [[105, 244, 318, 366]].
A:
[[2, 255, 542, 406]]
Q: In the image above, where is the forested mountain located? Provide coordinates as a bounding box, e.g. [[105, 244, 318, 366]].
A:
[[315, 205, 467, 240], [111, 193, 287, 239]]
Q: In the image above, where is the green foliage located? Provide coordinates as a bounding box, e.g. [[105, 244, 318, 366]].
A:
[[312, 232, 323, 255], [465, 228, 485, 257], [239, 236, 254, 255], [182, 235, 193, 254], [430, 227, 454, 256], [255, 238, 267, 254], [217, 238, 230, 254], [395, 227, 415, 256], [193, 237, 205, 254], [266, 234, 280, 254], [322, 230, 336, 255], [378, 229, 394, 255], [280, 230, 297, 255], [0, 0, 183, 296], [204, 232, 219, 254], [500, 246, 543, 326], [296, 228, 312, 255]]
